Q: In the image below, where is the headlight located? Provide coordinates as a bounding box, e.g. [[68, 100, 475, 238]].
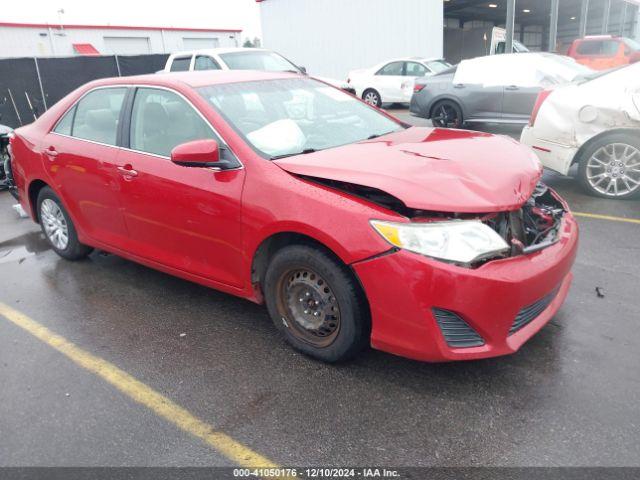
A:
[[371, 220, 510, 265]]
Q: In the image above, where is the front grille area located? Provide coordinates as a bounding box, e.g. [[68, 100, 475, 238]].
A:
[[433, 308, 485, 348], [509, 287, 560, 335]]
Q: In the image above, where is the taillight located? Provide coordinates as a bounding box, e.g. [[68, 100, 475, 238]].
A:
[[414, 83, 426, 93], [529, 89, 553, 126]]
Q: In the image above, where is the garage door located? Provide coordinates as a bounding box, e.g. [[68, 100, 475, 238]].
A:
[[103, 37, 151, 55], [182, 37, 220, 49]]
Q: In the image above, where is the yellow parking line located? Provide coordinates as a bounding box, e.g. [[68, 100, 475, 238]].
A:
[[0, 302, 279, 470], [573, 212, 640, 225]]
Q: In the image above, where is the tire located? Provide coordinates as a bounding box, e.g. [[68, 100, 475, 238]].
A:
[[362, 89, 382, 108], [431, 100, 464, 128], [576, 132, 640, 199], [37, 187, 93, 260], [264, 245, 369, 363]]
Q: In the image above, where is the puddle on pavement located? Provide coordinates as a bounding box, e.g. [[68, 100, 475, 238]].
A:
[[0, 232, 51, 265]]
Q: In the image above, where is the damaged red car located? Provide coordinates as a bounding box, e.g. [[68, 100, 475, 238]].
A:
[[10, 71, 578, 363]]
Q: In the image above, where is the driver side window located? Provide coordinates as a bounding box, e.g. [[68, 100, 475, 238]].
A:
[[129, 88, 218, 158]]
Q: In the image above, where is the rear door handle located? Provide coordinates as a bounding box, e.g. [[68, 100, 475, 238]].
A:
[[453, 83, 465, 89], [117, 165, 138, 177], [43, 147, 58, 158], [505, 85, 519, 91]]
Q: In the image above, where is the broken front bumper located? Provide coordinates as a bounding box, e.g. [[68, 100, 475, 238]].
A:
[[353, 212, 578, 362]]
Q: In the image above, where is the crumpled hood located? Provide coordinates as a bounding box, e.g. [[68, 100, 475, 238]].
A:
[[275, 127, 542, 213]]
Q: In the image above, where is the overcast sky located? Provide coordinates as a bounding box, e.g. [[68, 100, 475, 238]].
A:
[[4, 0, 262, 39]]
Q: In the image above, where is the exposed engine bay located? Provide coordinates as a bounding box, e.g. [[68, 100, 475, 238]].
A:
[[482, 183, 566, 257], [300, 175, 566, 266]]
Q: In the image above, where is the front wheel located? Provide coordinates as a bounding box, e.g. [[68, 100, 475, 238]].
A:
[[264, 245, 369, 363], [37, 187, 93, 260], [431, 100, 463, 128], [577, 133, 640, 199], [362, 89, 382, 107]]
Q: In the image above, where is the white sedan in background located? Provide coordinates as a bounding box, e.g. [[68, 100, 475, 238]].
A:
[[347, 57, 452, 107], [521, 62, 640, 199]]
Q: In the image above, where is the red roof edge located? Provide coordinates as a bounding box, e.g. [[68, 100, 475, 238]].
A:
[[0, 22, 242, 33]]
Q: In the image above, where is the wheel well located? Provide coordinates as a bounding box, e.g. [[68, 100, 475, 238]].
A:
[[362, 88, 379, 98], [251, 232, 370, 314], [28, 179, 49, 222], [572, 128, 640, 165]]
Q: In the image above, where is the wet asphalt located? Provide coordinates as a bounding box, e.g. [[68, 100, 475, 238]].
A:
[[1, 112, 639, 468]]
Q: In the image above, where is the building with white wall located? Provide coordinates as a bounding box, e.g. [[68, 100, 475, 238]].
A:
[[0, 22, 242, 58], [257, 0, 444, 80]]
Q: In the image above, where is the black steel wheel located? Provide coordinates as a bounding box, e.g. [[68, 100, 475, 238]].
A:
[[264, 245, 369, 363], [431, 100, 463, 128]]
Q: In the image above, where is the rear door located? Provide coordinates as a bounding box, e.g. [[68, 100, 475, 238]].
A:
[[501, 85, 541, 122], [403, 62, 429, 102], [43, 86, 129, 247], [115, 86, 245, 287]]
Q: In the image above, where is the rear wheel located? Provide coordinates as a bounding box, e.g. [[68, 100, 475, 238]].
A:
[[37, 187, 93, 260], [577, 133, 640, 199], [431, 100, 463, 128], [264, 245, 369, 363], [362, 89, 382, 107]]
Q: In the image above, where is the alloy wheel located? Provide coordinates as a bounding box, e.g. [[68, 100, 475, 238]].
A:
[[40, 199, 69, 250], [432, 104, 461, 128], [364, 91, 380, 106], [277, 268, 341, 348], [586, 143, 640, 197]]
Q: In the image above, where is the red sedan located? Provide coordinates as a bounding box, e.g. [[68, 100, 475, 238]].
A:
[[10, 71, 578, 363]]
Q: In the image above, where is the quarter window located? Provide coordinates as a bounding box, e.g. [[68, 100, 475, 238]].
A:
[[53, 106, 75, 136], [170, 56, 192, 71], [68, 88, 126, 145], [129, 88, 218, 158], [194, 55, 221, 71]]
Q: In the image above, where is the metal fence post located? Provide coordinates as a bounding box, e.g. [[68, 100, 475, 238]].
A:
[[33, 57, 48, 111], [549, 0, 560, 52], [602, 0, 612, 34], [114, 55, 122, 76]]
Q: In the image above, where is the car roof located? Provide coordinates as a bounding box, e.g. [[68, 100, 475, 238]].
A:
[[170, 47, 271, 57], [83, 70, 301, 90]]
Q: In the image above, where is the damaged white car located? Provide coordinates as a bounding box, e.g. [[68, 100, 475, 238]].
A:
[[521, 63, 640, 199]]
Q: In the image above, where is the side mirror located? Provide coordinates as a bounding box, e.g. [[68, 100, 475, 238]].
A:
[[298, 65, 307, 74], [171, 139, 221, 168]]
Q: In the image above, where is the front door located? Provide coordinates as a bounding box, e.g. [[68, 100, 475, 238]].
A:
[[44, 87, 129, 247], [373, 61, 407, 103], [501, 85, 541, 122], [115, 87, 245, 287]]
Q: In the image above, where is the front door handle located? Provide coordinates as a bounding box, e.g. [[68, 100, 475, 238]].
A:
[[117, 165, 138, 177], [453, 83, 465, 89]]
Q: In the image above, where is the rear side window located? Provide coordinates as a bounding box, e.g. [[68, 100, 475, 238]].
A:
[[194, 55, 221, 71], [129, 87, 218, 157], [405, 62, 428, 77], [377, 62, 404, 76], [170, 56, 192, 71], [66, 88, 126, 145]]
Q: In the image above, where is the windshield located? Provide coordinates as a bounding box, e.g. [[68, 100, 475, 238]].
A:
[[425, 60, 452, 73], [199, 78, 403, 158], [220, 51, 300, 72]]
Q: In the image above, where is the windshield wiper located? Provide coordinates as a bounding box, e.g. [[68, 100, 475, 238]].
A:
[[270, 148, 318, 160], [366, 130, 397, 140]]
